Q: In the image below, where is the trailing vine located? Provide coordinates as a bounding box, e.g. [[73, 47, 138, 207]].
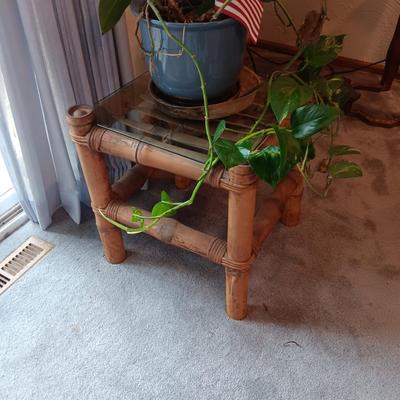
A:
[[98, 0, 363, 235]]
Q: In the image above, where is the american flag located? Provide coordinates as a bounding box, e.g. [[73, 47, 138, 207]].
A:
[[215, 0, 264, 44]]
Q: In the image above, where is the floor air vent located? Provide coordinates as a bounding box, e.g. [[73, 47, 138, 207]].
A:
[[0, 236, 53, 295]]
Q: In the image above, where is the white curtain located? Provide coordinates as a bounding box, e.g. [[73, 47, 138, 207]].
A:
[[0, 0, 133, 229]]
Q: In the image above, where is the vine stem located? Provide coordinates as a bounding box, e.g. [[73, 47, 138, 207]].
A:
[[236, 128, 275, 145], [274, 0, 300, 39], [147, 0, 213, 156], [211, 0, 233, 21], [248, 44, 305, 136], [97, 0, 341, 235], [98, 156, 221, 235], [97, 0, 219, 234], [296, 165, 326, 197], [282, 46, 305, 72], [248, 76, 274, 135]]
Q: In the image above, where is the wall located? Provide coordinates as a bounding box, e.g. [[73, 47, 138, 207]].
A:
[[124, 11, 147, 77], [260, 0, 400, 63]]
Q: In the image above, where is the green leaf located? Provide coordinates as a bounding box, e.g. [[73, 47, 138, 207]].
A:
[[131, 208, 144, 228], [160, 190, 171, 203], [328, 161, 363, 179], [270, 76, 313, 123], [276, 128, 289, 179], [236, 140, 252, 159], [213, 120, 226, 143], [313, 77, 344, 100], [275, 127, 291, 178], [131, 208, 143, 222], [327, 77, 345, 94], [303, 35, 345, 68], [291, 104, 339, 139], [279, 128, 303, 162], [214, 139, 246, 170], [247, 129, 302, 188], [151, 191, 176, 217], [99, 0, 133, 33], [274, 127, 302, 178], [331, 79, 357, 110], [151, 202, 175, 218], [328, 145, 360, 157], [297, 64, 322, 83], [248, 146, 281, 188]]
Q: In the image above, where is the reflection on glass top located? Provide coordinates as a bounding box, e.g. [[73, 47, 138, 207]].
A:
[[94, 72, 271, 163]]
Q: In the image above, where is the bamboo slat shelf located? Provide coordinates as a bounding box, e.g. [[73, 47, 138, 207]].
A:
[[67, 72, 303, 320]]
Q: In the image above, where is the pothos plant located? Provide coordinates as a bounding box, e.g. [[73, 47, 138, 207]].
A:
[[98, 0, 362, 234], [99, 0, 295, 28]]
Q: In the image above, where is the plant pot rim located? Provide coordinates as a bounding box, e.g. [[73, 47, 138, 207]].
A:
[[141, 16, 240, 30]]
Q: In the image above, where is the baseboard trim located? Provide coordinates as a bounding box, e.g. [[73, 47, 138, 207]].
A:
[[256, 39, 396, 77], [0, 206, 28, 243]]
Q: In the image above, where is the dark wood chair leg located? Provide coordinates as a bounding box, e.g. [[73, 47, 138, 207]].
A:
[[348, 16, 400, 128], [381, 16, 400, 90]]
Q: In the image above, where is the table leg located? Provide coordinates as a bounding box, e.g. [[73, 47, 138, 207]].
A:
[[174, 175, 193, 190], [381, 16, 400, 91], [281, 170, 304, 227], [225, 166, 257, 320], [67, 105, 126, 264], [347, 17, 400, 128]]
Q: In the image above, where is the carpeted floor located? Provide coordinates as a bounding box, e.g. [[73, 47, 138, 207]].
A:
[[1, 68, 400, 399]]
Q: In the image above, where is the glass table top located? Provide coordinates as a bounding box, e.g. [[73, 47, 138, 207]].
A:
[[94, 72, 271, 163]]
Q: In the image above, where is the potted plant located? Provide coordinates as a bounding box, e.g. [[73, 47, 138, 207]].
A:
[[97, 1, 363, 234], [100, 0, 248, 101]]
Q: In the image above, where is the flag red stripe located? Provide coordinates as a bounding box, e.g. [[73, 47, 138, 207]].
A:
[[215, 0, 264, 44], [223, 6, 258, 43], [225, 3, 260, 43], [253, 0, 264, 18], [228, 2, 258, 37], [246, 0, 263, 18]]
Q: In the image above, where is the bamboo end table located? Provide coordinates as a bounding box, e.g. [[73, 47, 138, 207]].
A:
[[66, 73, 303, 320]]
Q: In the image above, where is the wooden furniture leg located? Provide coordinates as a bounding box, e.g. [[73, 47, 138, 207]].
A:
[[174, 175, 193, 190], [225, 166, 257, 320], [348, 16, 400, 128], [66, 105, 126, 264], [281, 170, 304, 227], [381, 16, 400, 90]]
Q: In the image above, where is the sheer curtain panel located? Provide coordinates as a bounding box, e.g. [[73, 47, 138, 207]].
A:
[[0, 0, 133, 229]]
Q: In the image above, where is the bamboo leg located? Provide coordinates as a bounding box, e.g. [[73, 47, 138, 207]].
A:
[[67, 105, 126, 264], [225, 166, 257, 320], [112, 165, 153, 201], [174, 175, 193, 190], [281, 195, 302, 226], [225, 269, 250, 320], [281, 170, 304, 227], [252, 198, 282, 255]]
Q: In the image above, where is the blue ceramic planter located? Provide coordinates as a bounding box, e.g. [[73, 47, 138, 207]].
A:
[[139, 18, 247, 101]]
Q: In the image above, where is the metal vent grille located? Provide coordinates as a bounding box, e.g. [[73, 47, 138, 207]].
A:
[[0, 236, 53, 295]]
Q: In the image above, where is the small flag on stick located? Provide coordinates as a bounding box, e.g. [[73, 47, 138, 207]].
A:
[[215, 0, 264, 44]]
